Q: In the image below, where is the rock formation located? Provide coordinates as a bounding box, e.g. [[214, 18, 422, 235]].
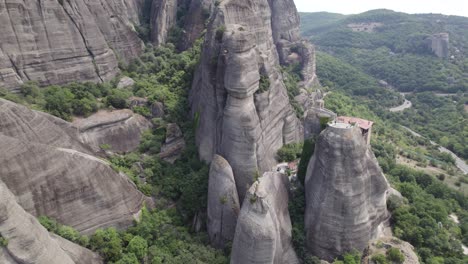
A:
[[207, 155, 240, 249], [158, 123, 186, 163], [366, 237, 419, 264], [150, 0, 178, 45], [0, 0, 145, 91], [0, 99, 151, 234], [304, 124, 389, 261], [427, 33, 450, 58], [74, 109, 152, 153], [181, 0, 213, 50], [230, 172, 299, 264], [190, 0, 308, 200], [0, 181, 102, 264], [117, 76, 136, 89]]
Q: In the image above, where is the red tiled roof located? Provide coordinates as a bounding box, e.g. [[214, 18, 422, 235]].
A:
[[336, 116, 374, 130]]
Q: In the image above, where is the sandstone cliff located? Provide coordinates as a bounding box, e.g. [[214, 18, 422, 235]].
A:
[[207, 155, 240, 249], [0, 0, 145, 91], [150, 0, 178, 45], [230, 172, 299, 264], [0, 181, 102, 264], [190, 0, 306, 201], [0, 99, 151, 234], [304, 125, 389, 261]]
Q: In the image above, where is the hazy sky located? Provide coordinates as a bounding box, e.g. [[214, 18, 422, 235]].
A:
[[294, 0, 468, 17]]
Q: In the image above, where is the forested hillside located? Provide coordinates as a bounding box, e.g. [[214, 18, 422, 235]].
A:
[[301, 9, 468, 161]]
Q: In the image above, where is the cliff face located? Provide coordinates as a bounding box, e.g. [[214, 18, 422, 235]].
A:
[[0, 181, 102, 264], [0, 99, 151, 234], [304, 125, 389, 261], [207, 155, 240, 249], [0, 0, 144, 91], [190, 0, 305, 200], [230, 172, 298, 264], [150, 0, 178, 45]]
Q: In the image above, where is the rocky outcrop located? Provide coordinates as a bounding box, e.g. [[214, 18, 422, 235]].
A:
[[231, 172, 298, 264], [117, 76, 136, 89], [366, 237, 419, 264], [0, 99, 151, 234], [190, 0, 305, 201], [150, 0, 178, 45], [158, 123, 186, 163], [0, 0, 144, 91], [427, 33, 449, 58], [207, 155, 240, 249], [0, 181, 102, 264], [304, 124, 389, 261], [74, 109, 152, 153]]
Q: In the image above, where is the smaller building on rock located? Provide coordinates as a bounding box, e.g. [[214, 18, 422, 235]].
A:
[[333, 116, 374, 145]]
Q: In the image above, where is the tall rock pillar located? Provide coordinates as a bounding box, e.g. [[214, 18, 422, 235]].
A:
[[304, 124, 389, 261]]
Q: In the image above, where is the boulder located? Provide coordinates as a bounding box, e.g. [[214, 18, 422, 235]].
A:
[[230, 172, 299, 264], [304, 125, 389, 261], [207, 155, 240, 249], [151, 101, 165, 118], [74, 109, 152, 153], [159, 123, 186, 163], [117, 76, 136, 89]]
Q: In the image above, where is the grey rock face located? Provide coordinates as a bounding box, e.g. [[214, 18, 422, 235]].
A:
[[182, 0, 213, 50], [0, 0, 143, 91], [207, 155, 240, 249], [230, 172, 299, 264], [0, 99, 151, 234], [150, 0, 178, 45], [74, 109, 152, 153], [427, 33, 449, 58], [159, 123, 186, 163], [117, 76, 136, 89], [0, 181, 102, 264], [190, 0, 304, 201], [304, 125, 389, 261], [151, 101, 165, 118]]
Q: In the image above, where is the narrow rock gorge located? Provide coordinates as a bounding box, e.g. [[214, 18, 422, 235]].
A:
[[304, 124, 389, 261]]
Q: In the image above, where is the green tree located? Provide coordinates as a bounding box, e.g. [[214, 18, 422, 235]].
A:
[[127, 236, 148, 260], [386, 247, 405, 264]]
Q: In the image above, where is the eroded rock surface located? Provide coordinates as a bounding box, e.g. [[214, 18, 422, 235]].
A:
[[304, 125, 389, 261], [0, 99, 151, 234], [159, 123, 186, 163], [207, 155, 240, 249], [0, 181, 102, 264], [0, 0, 144, 91], [150, 0, 178, 45], [190, 0, 306, 200], [74, 109, 152, 153], [231, 172, 299, 264]]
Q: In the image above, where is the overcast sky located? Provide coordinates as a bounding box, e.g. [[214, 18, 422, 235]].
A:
[[294, 0, 468, 17]]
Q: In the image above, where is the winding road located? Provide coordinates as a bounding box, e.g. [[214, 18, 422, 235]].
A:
[[389, 93, 412, 112], [402, 126, 468, 174]]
